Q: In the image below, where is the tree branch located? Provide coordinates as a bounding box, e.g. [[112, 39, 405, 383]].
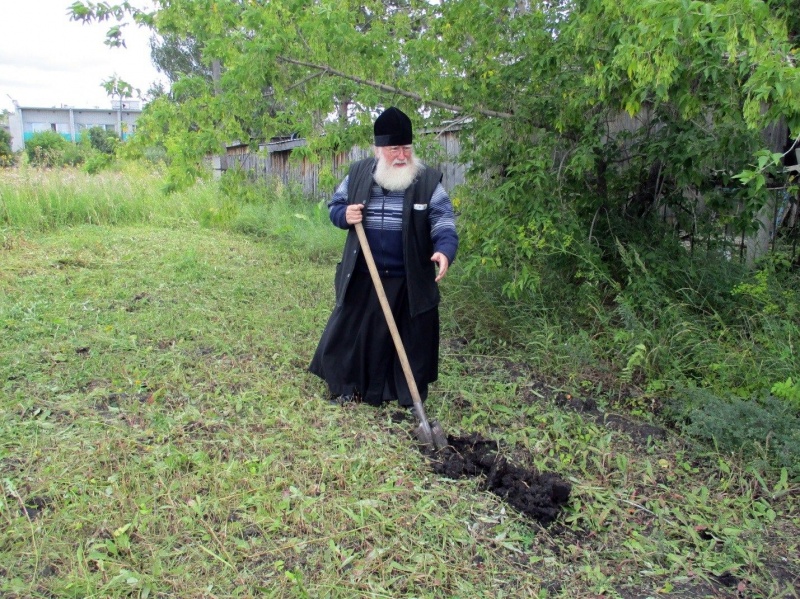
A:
[[276, 56, 514, 119], [285, 68, 329, 93]]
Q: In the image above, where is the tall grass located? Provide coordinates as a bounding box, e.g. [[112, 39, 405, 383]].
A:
[[225, 188, 345, 262], [1, 164, 798, 597], [1, 163, 210, 230], [0, 164, 344, 262], [446, 218, 800, 473], [3, 163, 798, 473]]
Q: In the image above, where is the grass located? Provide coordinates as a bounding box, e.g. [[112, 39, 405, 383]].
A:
[[1, 166, 799, 598], [0, 163, 214, 231]]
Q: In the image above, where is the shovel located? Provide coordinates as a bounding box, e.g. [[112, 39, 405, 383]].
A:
[[354, 221, 449, 450]]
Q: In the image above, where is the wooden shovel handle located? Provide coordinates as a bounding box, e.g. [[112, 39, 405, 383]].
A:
[[354, 222, 434, 438]]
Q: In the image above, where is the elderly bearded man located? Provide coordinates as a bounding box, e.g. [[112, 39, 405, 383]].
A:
[[309, 106, 459, 408]]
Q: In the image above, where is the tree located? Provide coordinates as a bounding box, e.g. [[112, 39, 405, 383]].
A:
[[101, 73, 136, 102], [150, 32, 211, 83], [69, 0, 800, 278], [767, 0, 800, 46], [101, 74, 139, 137]]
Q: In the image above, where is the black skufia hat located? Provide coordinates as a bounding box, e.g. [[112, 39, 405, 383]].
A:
[[373, 107, 413, 147]]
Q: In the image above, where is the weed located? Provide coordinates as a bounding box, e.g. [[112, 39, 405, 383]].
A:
[[0, 167, 798, 598]]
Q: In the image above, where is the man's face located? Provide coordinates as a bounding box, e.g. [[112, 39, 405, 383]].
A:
[[373, 144, 420, 191], [377, 145, 413, 167]]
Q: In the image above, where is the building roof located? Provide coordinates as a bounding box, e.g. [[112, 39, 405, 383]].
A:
[[16, 105, 142, 113]]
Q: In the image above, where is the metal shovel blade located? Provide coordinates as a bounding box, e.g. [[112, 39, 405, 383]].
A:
[[429, 420, 448, 450], [414, 419, 448, 451]]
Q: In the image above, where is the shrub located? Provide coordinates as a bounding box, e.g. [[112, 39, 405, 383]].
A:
[[25, 130, 69, 167], [678, 388, 800, 478], [143, 145, 168, 164], [87, 126, 119, 154], [0, 128, 15, 166], [84, 152, 114, 174], [61, 141, 89, 167], [771, 377, 800, 411]]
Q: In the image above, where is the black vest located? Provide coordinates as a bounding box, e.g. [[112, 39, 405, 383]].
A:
[[334, 158, 443, 317]]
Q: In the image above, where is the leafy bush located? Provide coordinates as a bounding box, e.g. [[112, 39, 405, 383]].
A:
[[23, 130, 98, 167], [61, 141, 89, 167], [0, 128, 15, 166], [142, 145, 168, 164], [87, 126, 119, 154], [677, 388, 800, 477], [771, 377, 800, 411], [84, 152, 114, 174], [25, 130, 69, 167]]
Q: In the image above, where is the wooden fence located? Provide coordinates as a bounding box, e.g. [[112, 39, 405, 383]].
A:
[[219, 119, 798, 263], [223, 127, 467, 199]]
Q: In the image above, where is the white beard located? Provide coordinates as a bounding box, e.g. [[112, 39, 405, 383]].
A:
[[374, 154, 424, 191]]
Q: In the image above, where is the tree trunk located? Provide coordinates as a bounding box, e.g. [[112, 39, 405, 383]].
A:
[[745, 193, 777, 267], [212, 59, 227, 178]]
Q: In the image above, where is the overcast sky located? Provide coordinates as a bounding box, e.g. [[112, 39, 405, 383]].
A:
[[0, 0, 166, 113]]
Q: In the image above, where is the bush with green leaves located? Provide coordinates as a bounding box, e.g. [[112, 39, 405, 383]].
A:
[[61, 140, 90, 167], [0, 128, 15, 166], [84, 152, 114, 174], [771, 377, 800, 410], [24, 130, 98, 167], [25, 130, 70, 167], [676, 388, 800, 477], [87, 126, 119, 154], [142, 144, 168, 164]]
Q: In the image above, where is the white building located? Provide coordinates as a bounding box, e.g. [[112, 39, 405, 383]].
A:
[[8, 102, 142, 152]]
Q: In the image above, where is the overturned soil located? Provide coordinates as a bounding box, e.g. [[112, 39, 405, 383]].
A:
[[425, 433, 571, 525]]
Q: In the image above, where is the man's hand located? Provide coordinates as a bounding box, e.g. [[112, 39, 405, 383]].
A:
[[431, 252, 450, 282], [345, 203, 364, 225]]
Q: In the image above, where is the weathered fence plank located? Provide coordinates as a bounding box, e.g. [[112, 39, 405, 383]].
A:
[[226, 129, 466, 198]]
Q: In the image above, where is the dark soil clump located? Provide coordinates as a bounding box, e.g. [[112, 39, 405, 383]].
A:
[[430, 433, 571, 525]]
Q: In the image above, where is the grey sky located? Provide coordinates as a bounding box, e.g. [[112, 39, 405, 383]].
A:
[[0, 0, 166, 113]]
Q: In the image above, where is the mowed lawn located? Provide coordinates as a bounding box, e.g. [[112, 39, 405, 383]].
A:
[[1, 222, 798, 598]]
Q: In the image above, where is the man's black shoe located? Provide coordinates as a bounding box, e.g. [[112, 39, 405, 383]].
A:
[[327, 393, 360, 406]]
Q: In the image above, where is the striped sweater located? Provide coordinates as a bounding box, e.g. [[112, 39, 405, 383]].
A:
[[328, 175, 458, 278]]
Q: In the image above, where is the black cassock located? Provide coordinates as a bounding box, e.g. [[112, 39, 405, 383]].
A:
[[309, 270, 439, 406]]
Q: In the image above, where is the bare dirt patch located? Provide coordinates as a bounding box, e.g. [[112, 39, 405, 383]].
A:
[[428, 433, 572, 525]]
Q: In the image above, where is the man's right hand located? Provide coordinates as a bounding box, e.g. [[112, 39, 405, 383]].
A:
[[345, 203, 365, 225]]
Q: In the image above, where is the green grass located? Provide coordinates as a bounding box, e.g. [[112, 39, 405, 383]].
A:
[[1, 167, 799, 598], [0, 162, 228, 232]]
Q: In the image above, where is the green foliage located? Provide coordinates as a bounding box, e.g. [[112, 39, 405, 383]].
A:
[[445, 199, 799, 438], [0, 127, 15, 166], [771, 377, 800, 409], [101, 73, 137, 101], [55, 0, 800, 483], [61, 139, 90, 167], [2, 174, 797, 596], [23, 131, 99, 168], [679, 389, 800, 477], [87, 126, 120, 154], [69, 0, 800, 275], [83, 152, 114, 174], [0, 162, 213, 230], [209, 167, 344, 261], [25, 130, 70, 167], [142, 144, 168, 164], [150, 32, 211, 83]]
